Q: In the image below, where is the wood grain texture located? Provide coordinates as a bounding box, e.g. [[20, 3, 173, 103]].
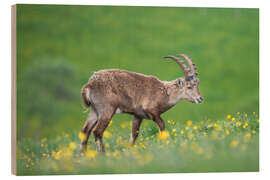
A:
[[11, 4, 17, 175]]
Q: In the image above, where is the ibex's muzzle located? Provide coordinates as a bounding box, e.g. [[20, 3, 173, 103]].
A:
[[195, 97, 203, 104]]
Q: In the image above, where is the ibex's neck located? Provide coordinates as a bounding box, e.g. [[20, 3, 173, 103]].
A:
[[162, 79, 184, 107]]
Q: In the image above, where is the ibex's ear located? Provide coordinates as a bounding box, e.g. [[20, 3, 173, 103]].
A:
[[177, 79, 183, 88]]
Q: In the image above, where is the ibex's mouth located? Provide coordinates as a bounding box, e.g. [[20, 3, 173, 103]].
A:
[[194, 97, 203, 104]]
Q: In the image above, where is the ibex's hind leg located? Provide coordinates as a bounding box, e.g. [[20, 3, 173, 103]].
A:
[[93, 106, 115, 152], [153, 115, 165, 132], [130, 116, 142, 145], [80, 108, 98, 153]]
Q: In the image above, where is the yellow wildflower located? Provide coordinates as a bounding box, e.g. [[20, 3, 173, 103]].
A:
[[187, 120, 192, 126], [52, 151, 56, 157], [231, 117, 235, 121], [243, 125, 246, 129], [86, 150, 97, 159], [180, 130, 184, 135], [244, 113, 248, 118], [103, 131, 112, 139], [108, 120, 112, 127], [158, 130, 170, 141], [193, 126, 198, 131], [185, 126, 190, 131], [230, 140, 239, 148], [174, 133, 177, 137], [225, 129, 230, 135], [172, 128, 176, 133], [69, 142, 76, 150], [53, 150, 62, 160], [213, 123, 217, 127], [244, 122, 248, 126], [226, 114, 231, 119], [140, 142, 146, 149], [78, 132, 86, 142]]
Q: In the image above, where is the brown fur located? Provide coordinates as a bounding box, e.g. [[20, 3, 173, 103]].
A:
[[81, 57, 203, 152]]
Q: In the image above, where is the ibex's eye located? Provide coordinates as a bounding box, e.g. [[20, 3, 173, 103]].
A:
[[177, 79, 182, 87], [187, 86, 193, 89]]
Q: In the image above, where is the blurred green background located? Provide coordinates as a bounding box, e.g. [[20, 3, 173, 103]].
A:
[[16, 5, 259, 140]]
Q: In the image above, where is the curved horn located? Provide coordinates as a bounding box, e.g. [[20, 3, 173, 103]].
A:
[[177, 54, 197, 74], [164, 55, 189, 78]]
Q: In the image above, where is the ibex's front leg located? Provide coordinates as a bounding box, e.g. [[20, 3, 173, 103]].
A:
[[153, 115, 165, 132], [80, 109, 98, 153], [130, 116, 142, 145]]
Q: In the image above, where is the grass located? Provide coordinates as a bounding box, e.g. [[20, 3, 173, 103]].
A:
[[16, 5, 259, 139], [16, 112, 259, 175]]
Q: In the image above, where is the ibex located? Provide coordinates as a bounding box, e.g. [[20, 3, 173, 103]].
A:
[[80, 54, 203, 152]]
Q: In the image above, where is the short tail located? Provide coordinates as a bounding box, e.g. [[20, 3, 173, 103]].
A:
[[81, 85, 91, 107]]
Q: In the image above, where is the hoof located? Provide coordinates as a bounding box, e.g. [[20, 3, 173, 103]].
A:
[[80, 144, 87, 154]]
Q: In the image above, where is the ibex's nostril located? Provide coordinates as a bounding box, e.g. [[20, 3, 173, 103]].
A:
[[200, 97, 203, 101]]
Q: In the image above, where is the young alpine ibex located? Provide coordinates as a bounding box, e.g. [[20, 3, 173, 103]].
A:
[[80, 54, 203, 152]]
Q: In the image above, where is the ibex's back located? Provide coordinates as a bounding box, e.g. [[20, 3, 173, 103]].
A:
[[80, 54, 203, 153], [82, 69, 169, 119]]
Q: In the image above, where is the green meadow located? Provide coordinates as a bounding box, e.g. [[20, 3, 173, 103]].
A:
[[16, 5, 259, 175]]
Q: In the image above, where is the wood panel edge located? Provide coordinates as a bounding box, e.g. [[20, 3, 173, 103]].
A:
[[11, 4, 17, 175]]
